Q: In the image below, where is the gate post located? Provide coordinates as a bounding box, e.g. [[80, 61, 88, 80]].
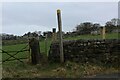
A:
[[52, 28, 57, 42], [102, 27, 106, 39], [57, 9, 64, 63], [29, 38, 41, 65]]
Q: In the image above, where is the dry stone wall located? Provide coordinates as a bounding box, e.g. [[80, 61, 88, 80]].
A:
[[48, 39, 120, 66]]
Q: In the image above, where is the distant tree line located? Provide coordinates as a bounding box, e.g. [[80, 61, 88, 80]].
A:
[[64, 18, 120, 37], [1, 18, 120, 40], [1, 34, 19, 40]]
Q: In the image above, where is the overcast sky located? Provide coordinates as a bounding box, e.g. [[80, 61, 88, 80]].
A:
[[2, 2, 118, 36]]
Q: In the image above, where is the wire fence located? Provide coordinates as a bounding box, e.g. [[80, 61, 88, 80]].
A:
[[0, 44, 30, 64]]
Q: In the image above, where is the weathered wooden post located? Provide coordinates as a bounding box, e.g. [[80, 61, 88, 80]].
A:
[[57, 9, 64, 63], [29, 37, 41, 65], [102, 27, 106, 39], [52, 28, 57, 42]]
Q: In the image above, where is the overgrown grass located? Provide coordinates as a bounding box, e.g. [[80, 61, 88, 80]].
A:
[[2, 61, 119, 78]]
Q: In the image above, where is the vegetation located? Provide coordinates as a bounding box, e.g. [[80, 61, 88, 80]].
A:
[[2, 33, 119, 78], [2, 60, 119, 78], [1, 18, 119, 78], [2, 33, 119, 61], [2, 39, 28, 46], [65, 33, 119, 40], [2, 43, 28, 61]]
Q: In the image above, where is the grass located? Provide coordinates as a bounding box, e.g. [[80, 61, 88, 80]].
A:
[[2, 43, 29, 61], [2, 61, 119, 78], [39, 38, 52, 55], [65, 33, 119, 40], [2, 39, 28, 46], [2, 33, 120, 78]]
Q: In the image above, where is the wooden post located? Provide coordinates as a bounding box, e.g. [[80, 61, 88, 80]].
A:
[[102, 27, 106, 39], [57, 9, 64, 63], [45, 34, 48, 57], [52, 28, 57, 42], [29, 38, 41, 65]]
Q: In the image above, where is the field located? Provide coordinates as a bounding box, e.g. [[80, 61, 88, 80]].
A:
[[2, 33, 120, 78], [65, 33, 119, 40]]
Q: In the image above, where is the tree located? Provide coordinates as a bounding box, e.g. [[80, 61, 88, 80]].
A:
[[38, 31, 41, 36], [27, 32, 31, 37], [92, 23, 100, 31], [117, 19, 120, 26], [105, 21, 114, 33], [43, 31, 52, 38], [111, 18, 118, 26], [76, 22, 93, 35]]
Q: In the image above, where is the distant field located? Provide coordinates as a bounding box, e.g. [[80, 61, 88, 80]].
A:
[[65, 33, 119, 40], [2, 39, 28, 46]]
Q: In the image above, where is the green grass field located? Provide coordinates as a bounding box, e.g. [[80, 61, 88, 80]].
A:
[[2, 33, 120, 78], [65, 33, 119, 40]]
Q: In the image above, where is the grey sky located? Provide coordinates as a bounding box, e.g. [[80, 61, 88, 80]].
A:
[[2, 2, 118, 36]]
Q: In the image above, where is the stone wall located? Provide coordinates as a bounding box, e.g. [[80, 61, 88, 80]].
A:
[[48, 39, 120, 66]]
